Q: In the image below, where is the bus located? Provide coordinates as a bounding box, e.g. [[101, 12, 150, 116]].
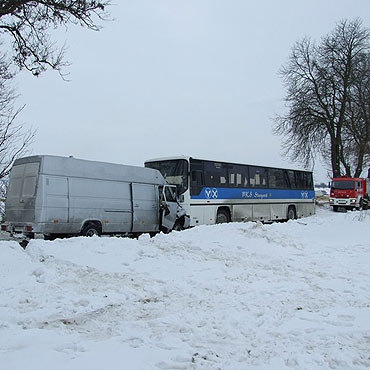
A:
[[144, 156, 315, 228]]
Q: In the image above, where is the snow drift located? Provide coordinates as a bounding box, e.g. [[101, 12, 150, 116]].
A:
[[1, 206, 369, 370]]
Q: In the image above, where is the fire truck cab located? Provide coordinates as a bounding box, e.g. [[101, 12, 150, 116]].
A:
[[329, 176, 370, 211]]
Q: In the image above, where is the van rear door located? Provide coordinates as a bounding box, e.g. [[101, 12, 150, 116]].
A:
[[6, 161, 40, 223]]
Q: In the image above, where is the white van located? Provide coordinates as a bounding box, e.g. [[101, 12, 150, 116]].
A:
[[2, 155, 189, 240]]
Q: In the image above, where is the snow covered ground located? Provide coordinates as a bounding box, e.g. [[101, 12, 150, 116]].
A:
[[1, 205, 370, 370]]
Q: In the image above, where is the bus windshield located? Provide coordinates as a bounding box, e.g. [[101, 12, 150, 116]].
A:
[[145, 159, 189, 195], [331, 180, 355, 190]]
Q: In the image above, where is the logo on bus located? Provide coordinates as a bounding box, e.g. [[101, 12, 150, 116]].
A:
[[205, 188, 218, 199], [301, 191, 309, 199]]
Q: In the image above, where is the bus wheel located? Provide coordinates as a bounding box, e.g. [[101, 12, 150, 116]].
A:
[[81, 223, 101, 237], [216, 208, 231, 224], [287, 206, 296, 220]]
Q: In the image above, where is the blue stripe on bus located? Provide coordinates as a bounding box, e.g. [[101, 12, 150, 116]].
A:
[[190, 187, 315, 200]]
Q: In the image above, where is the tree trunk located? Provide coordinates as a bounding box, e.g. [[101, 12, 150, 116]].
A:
[[331, 137, 342, 177], [354, 146, 365, 177]]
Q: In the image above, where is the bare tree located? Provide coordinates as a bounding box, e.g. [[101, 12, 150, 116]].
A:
[[0, 0, 110, 76], [274, 19, 370, 178], [0, 177, 8, 220], [0, 50, 34, 218], [343, 52, 370, 177], [0, 0, 110, 191], [0, 50, 34, 176]]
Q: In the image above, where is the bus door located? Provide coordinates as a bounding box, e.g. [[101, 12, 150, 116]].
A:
[[160, 185, 178, 230]]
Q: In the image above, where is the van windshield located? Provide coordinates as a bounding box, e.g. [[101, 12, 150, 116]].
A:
[[331, 180, 355, 190], [145, 160, 188, 195]]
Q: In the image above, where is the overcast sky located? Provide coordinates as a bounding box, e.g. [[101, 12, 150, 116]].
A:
[[15, 0, 370, 183]]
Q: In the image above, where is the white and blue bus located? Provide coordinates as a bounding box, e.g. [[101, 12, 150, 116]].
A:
[[145, 156, 315, 227]]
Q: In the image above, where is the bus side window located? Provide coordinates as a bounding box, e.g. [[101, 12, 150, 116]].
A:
[[283, 170, 290, 189], [229, 172, 235, 185], [268, 168, 289, 189], [192, 170, 203, 185], [295, 172, 305, 189], [287, 170, 296, 189], [229, 165, 247, 188], [191, 170, 204, 196], [204, 162, 228, 187], [306, 173, 313, 189], [250, 167, 267, 187]]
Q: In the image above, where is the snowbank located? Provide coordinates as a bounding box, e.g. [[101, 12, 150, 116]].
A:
[[1, 206, 370, 370]]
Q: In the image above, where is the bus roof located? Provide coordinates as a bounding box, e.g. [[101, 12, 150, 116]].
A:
[[144, 156, 313, 174], [145, 155, 191, 163]]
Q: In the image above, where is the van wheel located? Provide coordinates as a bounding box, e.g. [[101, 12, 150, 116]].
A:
[[216, 209, 231, 224], [287, 206, 296, 220], [81, 223, 101, 237], [19, 240, 29, 249]]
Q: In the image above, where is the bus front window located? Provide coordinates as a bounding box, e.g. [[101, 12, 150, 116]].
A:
[[145, 160, 189, 195]]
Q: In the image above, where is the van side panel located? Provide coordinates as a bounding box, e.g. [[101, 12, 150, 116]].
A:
[[45, 176, 69, 223], [5, 155, 168, 236], [69, 177, 133, 233], [132, 183, 159, 233]]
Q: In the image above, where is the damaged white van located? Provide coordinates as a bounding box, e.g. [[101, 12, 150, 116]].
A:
[[1, 155, 189, 241]]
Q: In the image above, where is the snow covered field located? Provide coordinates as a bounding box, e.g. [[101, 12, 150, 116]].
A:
[[1, 205, 370, 370]]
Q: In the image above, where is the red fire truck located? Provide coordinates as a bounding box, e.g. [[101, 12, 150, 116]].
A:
[[329, 176, 370, 211]]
